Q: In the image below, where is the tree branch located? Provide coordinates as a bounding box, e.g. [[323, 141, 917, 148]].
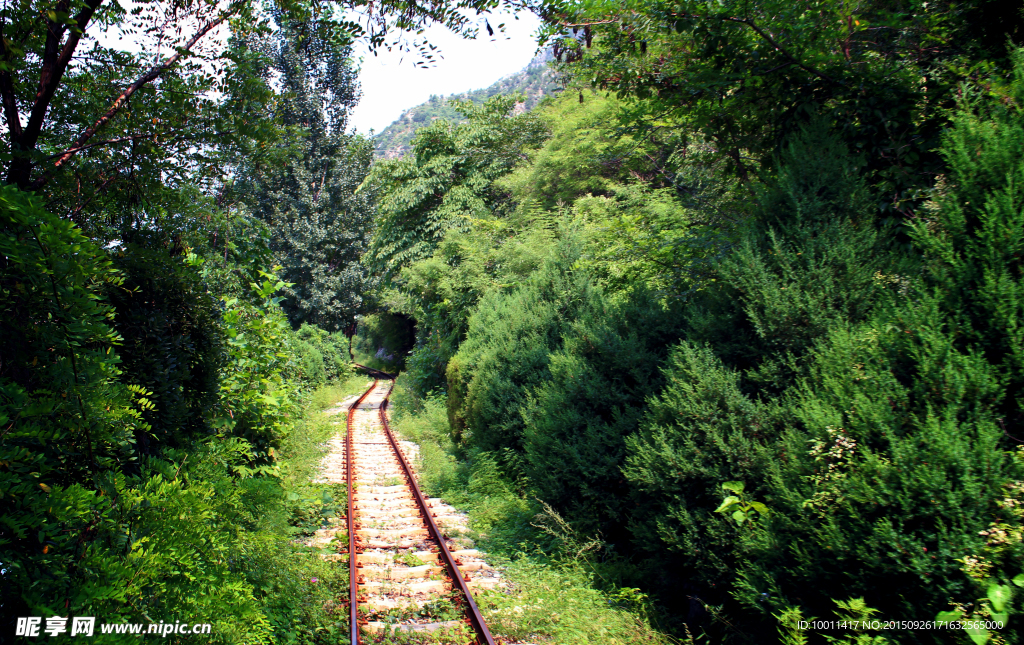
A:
[[558, 19, 620, 27], [24, 0, 104, 153], [4, 0, 105, 187], [720, 16, 843, 86], [40, 132, 162, 160], [29, 14, 227, 190], [562, 9, 844, 87]]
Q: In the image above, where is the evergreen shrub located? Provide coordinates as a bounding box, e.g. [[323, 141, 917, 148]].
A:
[[623, 64, 1024, 641], [522, 289, 680, 539], [446, 234, 594, 455], [285, 337, 328, 388]]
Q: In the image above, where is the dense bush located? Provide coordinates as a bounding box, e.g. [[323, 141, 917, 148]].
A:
[[386, 218, 559, 395], [105, 244, 225, 453], [0, 185, 142, 629], [620, 64, 1024, 640], [683, 120, 905, 393], [286, 336, 328, 387], [412, 56, 1024, 641], [294, 324, 352, 382], [0, 184, 356, 640], [521, 290, 679, 539], [446, 233, 594, 454]]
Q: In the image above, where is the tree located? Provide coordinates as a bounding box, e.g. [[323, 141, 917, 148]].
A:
[[538, 0, 1023, 215], [0, 0, 532, 241], [237, 15, 375, 332], [365, 94, 549, 281], [0, 0, 274, 206]]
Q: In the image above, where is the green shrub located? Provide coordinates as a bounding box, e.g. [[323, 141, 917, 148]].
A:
[[0, 184, 142, 626], [734, 300, 1011, 636], [522, 290, 679, 538], [389, 221, 558, 396], [286, 337, 328, 388], [0, 185, 351, 641], [389, 375, 674, 645], [105, 244, 226, 453], [446, 233, 594, 456], [907, 48, 1024, 435], [477, 558, 674, 645], [617, 121, 915, 635], [621, 57, 1024, 642], [212, 270, 301, 464], [685, 119, 904, 394], [623, 341, 778, 594], [295, 323, 351, 381]]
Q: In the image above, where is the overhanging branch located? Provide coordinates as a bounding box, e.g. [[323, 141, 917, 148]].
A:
[[29, 14, 228, 190]]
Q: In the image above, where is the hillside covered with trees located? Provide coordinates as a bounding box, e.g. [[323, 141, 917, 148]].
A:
[[372, 51, 558, 158], [3, 0, 1024, 642]]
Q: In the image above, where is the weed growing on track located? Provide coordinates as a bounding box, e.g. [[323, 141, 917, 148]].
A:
[[362, 625, 477, 645]]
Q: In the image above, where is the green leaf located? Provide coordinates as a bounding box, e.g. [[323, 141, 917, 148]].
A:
[[715, 496, 740, 512], [732, 509, 747, 523], [988, 583, 1012, 612], [748, 501, 769, 515], [965, 626, 990, 645], [936, 610, 963, 622], [1013, 574, 1024, 587], [721, 481, 745, 494]]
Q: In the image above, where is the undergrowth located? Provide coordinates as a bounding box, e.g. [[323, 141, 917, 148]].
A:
[[242, 376, 374, 643], [388, 375, 677, 644]]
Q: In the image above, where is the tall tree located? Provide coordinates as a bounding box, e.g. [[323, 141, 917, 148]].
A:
[[0, 0, 273, 206], [537, 0, 1024, 215], [365, 94, 548, 281], [0, 0, 529, 241], [237, 15, 375, 332]]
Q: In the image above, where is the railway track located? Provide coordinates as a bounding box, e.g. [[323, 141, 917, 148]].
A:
[[353, 363, 396, 380], [341, 379, 499, 643]]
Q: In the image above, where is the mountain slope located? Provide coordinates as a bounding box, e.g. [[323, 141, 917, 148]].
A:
[[373, 51, 559, 159]]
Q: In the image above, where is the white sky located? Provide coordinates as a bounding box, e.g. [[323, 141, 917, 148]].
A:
[[86, 4, 541, 138], [349, 11, 543, 135]]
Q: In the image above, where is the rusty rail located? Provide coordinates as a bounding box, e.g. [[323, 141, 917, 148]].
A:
[[377, 380, 497, 645], [346, 380, 377, 645]]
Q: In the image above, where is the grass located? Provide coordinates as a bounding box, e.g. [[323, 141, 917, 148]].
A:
[[478, 559, 672, 645], [361, 624, 477, 645], [275, 374, 374, 532], [307, 373, 376, 411], [387, 374, 678, 645]]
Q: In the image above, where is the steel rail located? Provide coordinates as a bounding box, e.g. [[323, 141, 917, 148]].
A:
[[346, 380, 377, 645], [377, 379, 497, 645]]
